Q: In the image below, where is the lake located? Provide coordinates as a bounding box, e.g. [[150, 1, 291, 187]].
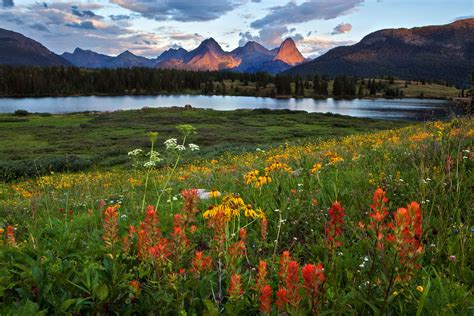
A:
[[0, 95, 459, 120]]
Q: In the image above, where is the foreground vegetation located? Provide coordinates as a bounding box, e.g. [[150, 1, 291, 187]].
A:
[[0, 108, 409, 181], [0, 117, 472, 314], [0, 66, 462, 99]]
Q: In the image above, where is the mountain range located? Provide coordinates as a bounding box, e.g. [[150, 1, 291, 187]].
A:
[[60, 37, 305, 73], [0, 18, 472, 83], [286, 18, 474, 84]]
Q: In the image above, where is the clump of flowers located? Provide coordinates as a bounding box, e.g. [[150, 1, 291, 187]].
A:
[[191, 251, 213, 276], [203, 194, 265, 221], [264, 162, 292, 174], [244, 169, 272, 188], [277, 251, 301, 311], [387, 201, 423, 274]]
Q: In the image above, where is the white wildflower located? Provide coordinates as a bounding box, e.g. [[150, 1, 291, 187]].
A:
[[176, 145, 186, 151], [147, 150, 162, 163], [143, 161, 156, 168], [164, 138, 178, 150], [189, 143, 200, 151], [128, 149, 143, 156]]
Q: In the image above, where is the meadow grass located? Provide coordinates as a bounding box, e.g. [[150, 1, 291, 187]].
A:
[[0, 116, 472, 314]]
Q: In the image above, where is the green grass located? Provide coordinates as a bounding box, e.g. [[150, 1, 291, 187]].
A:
[[0, 108, 408, 180]]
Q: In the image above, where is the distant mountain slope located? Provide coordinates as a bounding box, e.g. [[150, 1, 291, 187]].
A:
[[286, 19, 474, 85], [0, 28, 70, 66], [155, 47, 188, 63], [107, 50, 155, 68], [62, 48, 113, 68]]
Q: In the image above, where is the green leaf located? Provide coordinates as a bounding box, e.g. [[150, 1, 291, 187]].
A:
[[61, 299, 77, 311], [96, 283, 109, 301], [416, 279, 431, 316], [203, 299, 219, 316]]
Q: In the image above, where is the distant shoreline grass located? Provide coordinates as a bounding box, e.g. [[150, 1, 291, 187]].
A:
[[0, 107, 410, 181]]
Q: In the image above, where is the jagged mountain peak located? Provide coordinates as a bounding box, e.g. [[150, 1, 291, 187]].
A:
[[273, 37, 305, 66]]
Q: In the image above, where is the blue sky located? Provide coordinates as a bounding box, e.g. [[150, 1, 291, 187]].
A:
[[0, 0, 472, 58]]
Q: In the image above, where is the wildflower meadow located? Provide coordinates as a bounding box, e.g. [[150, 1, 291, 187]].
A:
[[0, 118, 473, 315]]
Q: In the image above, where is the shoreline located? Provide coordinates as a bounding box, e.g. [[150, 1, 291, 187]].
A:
[[0, 92, 455, 101]]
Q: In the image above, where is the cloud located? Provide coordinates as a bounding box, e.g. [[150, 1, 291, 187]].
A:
[[110, 0, 247, 22], [238, 26, 291, 47], [0, 2, 169, 57], [71, 6, 100, 19], [29, 23, 50, 33], [297, 36, 354, 56], [239, 24, 306, 48], [66, 21, 97, 30], [251, 0, 363, 29], [168, 32, 204, 42], [332, 23, 352, 35], [109, 14, 132, 21], [2, 0, 13, 7]]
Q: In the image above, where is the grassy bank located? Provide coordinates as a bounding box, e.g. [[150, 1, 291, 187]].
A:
[[0, 108, 408, 181], [0, 118, 472, 314]]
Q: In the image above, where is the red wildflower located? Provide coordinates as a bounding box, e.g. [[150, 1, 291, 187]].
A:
[[173, 214, 184, 227], [189, 225, 197, 234], [171, 225, 189, 250], [285, 261, 301, 307], [278, 251, 292, 280], [191, 251, 213, 275], [391, 202, 423, 264], [275, 288, 288, 311], [143, 205, 161, 242], [255, 260, 268, 292], [208, 208, 226, 246], [147, 238, 170, 266], [239, 227, 247, 240], [129, 280, 141, 294], [325, 201, 345, 248], [6, 225, 16, 246], [181, 189, 200, 222], [368, 188, 389, 250], [102, 206, 119, 248], [261, 217, 268, 240], [228, 274, 244, 299], [302, 263, 325, 312], [228, 240, 246, 269], [260, 285, 272, 314]]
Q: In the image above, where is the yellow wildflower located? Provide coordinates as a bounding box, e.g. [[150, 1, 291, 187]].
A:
[[310, 163, 323, 174], [209, 190, 221, 198]]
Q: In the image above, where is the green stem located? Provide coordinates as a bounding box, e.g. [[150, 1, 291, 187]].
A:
[[141, 141, 155, 214], [155, 136, 186, 210]]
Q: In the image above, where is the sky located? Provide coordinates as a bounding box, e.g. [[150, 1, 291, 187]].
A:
[[0, 0, 472, 58]]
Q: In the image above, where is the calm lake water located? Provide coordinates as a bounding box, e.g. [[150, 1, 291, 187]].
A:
[[0, 95, 459, 120]]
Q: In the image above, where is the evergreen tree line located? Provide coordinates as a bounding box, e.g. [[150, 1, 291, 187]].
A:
[[0, 66, 273, 97], [0, 66, 452, 99]]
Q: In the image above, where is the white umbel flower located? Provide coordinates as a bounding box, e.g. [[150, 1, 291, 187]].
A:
[[189, 143, 200, 151]]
